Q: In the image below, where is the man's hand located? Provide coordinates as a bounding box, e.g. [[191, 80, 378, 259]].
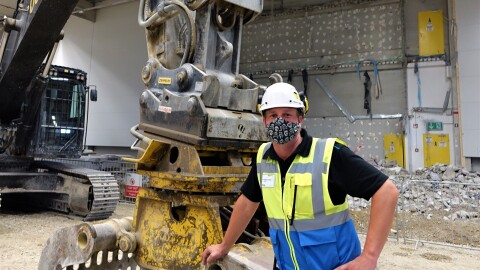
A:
[[334, 253, 377, 270], [336, 179, 397, 270], [201, 243, 229, 265], [201, 195, 260, 266]]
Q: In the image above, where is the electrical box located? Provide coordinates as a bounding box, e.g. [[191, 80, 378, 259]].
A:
[[423, 133, 450, 167], [384, 134, 405, 168], [418, 10, 445, 56]]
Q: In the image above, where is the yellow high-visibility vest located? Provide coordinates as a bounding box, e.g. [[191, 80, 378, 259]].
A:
[[257, 137, 350, 232]]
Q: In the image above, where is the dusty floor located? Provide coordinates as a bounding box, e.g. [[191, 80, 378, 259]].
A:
[[0, 203, 478, 270]]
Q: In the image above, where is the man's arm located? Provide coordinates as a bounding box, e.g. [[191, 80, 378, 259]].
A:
[[335, 179, 398, 270], [201, 194, 260, 265]]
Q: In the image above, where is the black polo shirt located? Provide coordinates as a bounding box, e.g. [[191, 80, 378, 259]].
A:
[[241, 129, 388, 205]]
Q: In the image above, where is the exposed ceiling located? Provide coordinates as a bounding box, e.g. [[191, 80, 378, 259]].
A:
[[0, 0, 136, 24], [0, 0, 336, 32], [263, 0, 337, 11], [0, 0, 337, 21], [73, 0, 137, 22], [0, 0, 17, 20]]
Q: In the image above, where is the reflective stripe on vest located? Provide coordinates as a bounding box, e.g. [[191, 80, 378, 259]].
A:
[[257, 138, 350, 233]]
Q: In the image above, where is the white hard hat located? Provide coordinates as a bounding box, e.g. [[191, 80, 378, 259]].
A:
[[259, 82, 305, 113]]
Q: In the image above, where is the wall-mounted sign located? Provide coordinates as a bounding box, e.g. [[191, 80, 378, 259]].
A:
[[427, 121, 443, 131]]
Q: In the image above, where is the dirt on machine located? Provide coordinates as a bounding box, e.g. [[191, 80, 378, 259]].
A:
[[39, 0, 281, 269], [0, 0, 119, 221]]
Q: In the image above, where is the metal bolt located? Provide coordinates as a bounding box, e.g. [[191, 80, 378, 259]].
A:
[[177, 70, 187, 83], [142, 64, 152, 84], [118, 234, 136, 253]]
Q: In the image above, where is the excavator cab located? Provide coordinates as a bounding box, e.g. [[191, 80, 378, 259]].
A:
[[32, 65, 92, 158]]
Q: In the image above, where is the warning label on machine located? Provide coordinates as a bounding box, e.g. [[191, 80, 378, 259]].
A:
[[125, 173, 142, 198]]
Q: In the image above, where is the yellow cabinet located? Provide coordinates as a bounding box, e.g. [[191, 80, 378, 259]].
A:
[[418, 10, 445, 56], [423, 133, 450, 167], [384, 134, 405, 168]]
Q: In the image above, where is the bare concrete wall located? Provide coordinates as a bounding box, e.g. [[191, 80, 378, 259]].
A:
[[241, 0, 403, 73], [304, 71, 406, 116], [240, 0, 408, 118], [240, 0, 407, 161], [304, 117, 404, 162]]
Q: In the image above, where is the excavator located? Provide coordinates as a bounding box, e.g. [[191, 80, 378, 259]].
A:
[[0, 0, 119, 221], [39, 0, 282, 269]]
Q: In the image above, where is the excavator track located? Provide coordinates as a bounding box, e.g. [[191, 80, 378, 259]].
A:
[[36, 160, 120, 221], [0, 158, 119, 221]]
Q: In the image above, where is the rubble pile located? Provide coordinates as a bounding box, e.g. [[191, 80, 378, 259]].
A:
[[348, 164, 480, 221]]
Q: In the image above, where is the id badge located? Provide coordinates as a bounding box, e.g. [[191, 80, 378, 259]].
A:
[[261, 174, 275, 188]]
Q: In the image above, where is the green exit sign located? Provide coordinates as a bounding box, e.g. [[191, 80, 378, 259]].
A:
[[427, 122, 443, 131]]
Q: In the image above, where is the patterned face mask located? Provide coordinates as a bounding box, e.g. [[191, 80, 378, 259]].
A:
[[265, 117, 301, 144]]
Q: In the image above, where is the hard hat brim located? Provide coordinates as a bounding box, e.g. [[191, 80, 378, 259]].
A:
[[260, 103, 304, 112]]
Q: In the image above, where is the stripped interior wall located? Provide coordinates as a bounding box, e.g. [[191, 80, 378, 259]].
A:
[[304, 118, 403, 164], [240, 0, 454, 170], [51, 0, 462, 167], [241, 0, 403, 74]]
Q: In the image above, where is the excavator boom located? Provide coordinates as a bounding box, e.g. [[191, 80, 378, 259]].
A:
[[0, 0, 79, 124]]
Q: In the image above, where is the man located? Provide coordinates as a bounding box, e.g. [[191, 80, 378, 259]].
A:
[[202, 82, 399, 270]]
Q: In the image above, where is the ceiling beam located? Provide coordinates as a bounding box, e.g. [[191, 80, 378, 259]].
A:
[[263, 0, 338, 11], [72, 0, 138, 22], [73, 0, 96, 22]]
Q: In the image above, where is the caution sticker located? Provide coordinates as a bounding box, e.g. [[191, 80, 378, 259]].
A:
[[158, 77, 172, 85], [159, 106, 172, 113]]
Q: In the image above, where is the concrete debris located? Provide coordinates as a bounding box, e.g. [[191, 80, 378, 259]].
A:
[[348, 164, 480, 221], [429, 172, 441, 181]]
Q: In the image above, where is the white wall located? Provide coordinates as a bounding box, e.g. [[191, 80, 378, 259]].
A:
[[405, 61, 455, 171], [53, 2, 147, 147], [55, 16, 94, 70], [456, 0, 480, 158]]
